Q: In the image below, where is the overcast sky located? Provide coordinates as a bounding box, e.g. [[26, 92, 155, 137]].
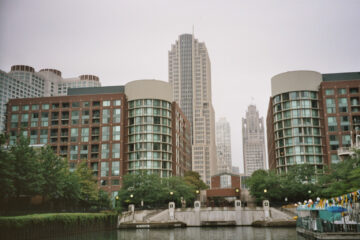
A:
[[1, 0, 359, 173]]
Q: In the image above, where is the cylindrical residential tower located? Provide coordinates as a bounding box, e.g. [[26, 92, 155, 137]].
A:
[[125, 80, 174, 177], [267, 71, 325, 174]]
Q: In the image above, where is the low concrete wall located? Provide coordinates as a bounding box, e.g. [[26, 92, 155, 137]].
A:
[[119, 206, 291, 227]]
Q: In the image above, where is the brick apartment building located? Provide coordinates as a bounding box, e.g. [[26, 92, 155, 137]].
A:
[[267, 71, 360, 173], [5, 80, 192, 197]]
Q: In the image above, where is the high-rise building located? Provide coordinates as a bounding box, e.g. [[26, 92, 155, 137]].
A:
[[5, 80, 192, 196], [215, 118, 232, 174], [242, 105, 266, 176], [267, 70, 360, 174], [0, 65, 101, 132], [168, 34, 217, 184]]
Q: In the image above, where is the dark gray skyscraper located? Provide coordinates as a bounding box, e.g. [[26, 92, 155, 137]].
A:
[[169, 34, 217, 184], [242, 105, 266, 176]]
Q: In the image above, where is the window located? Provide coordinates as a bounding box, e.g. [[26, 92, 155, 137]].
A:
[[342, 135, 351, 147], [338, 88, 346, 95], [326, 98, 336, 114], [42, 104, 49, 110], [81, 128, 89, 142], [22, 105, 29, 111], [113, 109, 121, 123], [220, 175, 231, 188], [112, 161, 120, 176], [112, 143, 120, 158], [70, 128, 78, 142], [114, 100, 121, 106], [350, 88, 359, 94], [101, 162, 109, 177], [11, 106, 19, 111], [103, 100, 110, 107], [100, 126, 109, 141], [72, 102, 80, 108], [71, 110, 80, 124], [113, 126, 120, 140], [83, 101, 90, 107], [31, 104, 39, 110], [70, 145, 78, 160], [101, 144, 109, 159], [325, 89, 334, 95], [338, 98, 348, 113], [92, 101, 100, 107]]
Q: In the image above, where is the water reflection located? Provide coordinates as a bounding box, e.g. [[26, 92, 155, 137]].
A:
[[55, 227, 305, 240]]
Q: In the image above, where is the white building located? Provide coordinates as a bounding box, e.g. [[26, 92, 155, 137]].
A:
[[242, 105, 266, 176], [0, 65, 101, 131], [216, 118, 232, 174], [168, 34, 217, 184]]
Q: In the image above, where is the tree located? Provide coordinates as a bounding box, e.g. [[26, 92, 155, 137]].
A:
[[164, 176, 196, 207], [10, 136, 43, 197], [317, 151, 360, 198], [118, 172, 166, 208], [0, 134, 15, 199], [38, 146, 69, 201], [75, 161, 99, 207], [184, 171, 208, 190]]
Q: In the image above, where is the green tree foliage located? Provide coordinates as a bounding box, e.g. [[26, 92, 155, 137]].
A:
[[317, 151, 360, 198], [0, 134, 15, 199], [184, 171, 208, 190], [38, 146, 69, 200], [247, 164, 319, 204], [75, 161, 99, 205], [118, 172, 197, 208], [0, 134, 110, 211], [10, 136, 44, 197]]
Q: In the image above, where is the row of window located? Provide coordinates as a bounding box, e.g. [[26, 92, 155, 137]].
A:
[[128, 99, 171, 109], [11, 100, 121, 112], [324, 88, 358, 96], [273, 91, 318, 104]]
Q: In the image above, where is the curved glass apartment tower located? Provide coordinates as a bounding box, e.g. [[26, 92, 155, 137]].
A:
[[267, 71, 325, 174]]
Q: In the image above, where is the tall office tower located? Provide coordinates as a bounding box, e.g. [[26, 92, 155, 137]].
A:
[[169, 34, 217, 184], [0, 65, 101, 132], [215, 118, 232, 174], [242, 105, 266, 176], [267, 70, 360, 174]]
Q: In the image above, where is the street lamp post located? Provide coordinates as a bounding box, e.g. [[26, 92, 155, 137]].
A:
[[196, 190, 200, 201]]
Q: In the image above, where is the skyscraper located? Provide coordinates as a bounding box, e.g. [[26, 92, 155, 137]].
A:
[[242, 105, 266, 176], [216, 118, 232, 174], [0, 65, 101, 132], [169, 34, 217, 184]]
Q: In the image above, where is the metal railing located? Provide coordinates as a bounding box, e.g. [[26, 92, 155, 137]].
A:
[[297, 216, 360, 233]]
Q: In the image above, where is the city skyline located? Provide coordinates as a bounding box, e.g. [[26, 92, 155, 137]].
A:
[[1, 0, 359, 173]]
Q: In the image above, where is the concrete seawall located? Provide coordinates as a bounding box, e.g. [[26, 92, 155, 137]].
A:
[[118, 201, 295, 228]]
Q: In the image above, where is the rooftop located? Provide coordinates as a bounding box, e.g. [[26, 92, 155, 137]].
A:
[[322, 72, 360, 82]]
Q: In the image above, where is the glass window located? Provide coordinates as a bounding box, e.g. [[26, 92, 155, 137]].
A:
[[220, 175, 231, 188], [114, 100, 121, 106], [31, 104, 39, 110], [72, 102, 80, 108], [113, 109, 121, 123], [22, 105, 29, 111], [42, 104, 49, 110], [83, 101, 90, 107], [81, 128, 89, 142], [102, 126, 110, 141], [112, 143, 120, 158], [101, 144, 109, 159], [325, 89, 334, 95], [112, 161, 120, 176], [338, 88, 346, 95], [103, 100, 110, 107], [11, 106, 19, 111], [113, 126, 120, 140], [342, 135, 351, 146], [101, 162, 109, 177]]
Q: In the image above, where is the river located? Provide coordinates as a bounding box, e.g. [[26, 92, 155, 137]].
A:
[[54, 227, 305, 240]]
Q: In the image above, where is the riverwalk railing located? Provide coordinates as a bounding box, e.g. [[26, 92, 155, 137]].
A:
[[297, 216, 360, 233]]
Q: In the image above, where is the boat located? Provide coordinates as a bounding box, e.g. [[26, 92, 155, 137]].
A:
[[296, 191, 360, 239]]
